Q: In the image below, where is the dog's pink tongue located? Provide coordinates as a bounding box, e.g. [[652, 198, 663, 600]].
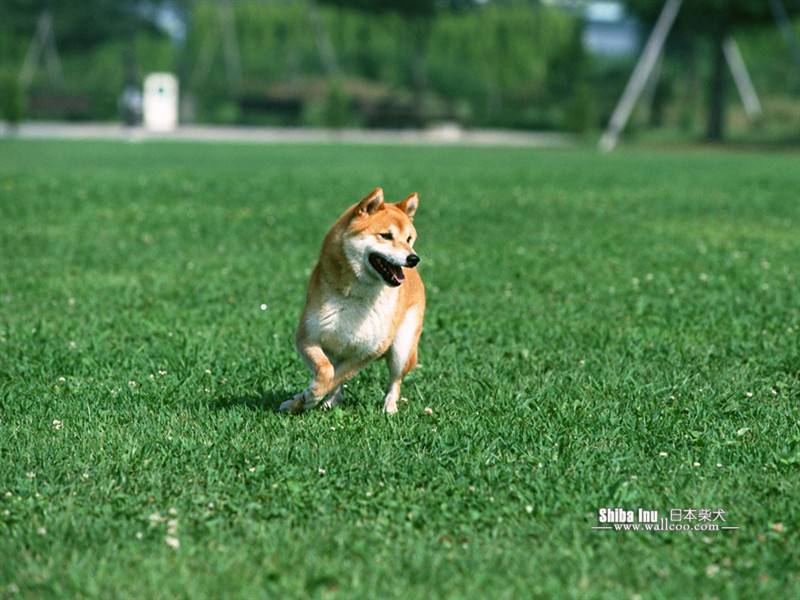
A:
[[395, 266, 405, 281]]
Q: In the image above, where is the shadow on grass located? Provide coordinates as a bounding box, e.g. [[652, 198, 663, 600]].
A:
[[211, 389, 293, 412]]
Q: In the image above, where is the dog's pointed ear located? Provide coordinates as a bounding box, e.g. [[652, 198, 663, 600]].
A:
[[398, 192, 419, 219], [357, 187, 384, 215]]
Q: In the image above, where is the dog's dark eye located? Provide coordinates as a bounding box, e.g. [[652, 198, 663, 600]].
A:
[[380, 233, 393, 240], [407, 236, 412, 244]]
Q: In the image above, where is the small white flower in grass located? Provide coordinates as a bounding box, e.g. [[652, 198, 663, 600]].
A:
[[204, 369, 211, 375], [158, 370, 167, 377], [51, 420, 63, 430], [148, 512, 162, 523], [318, 468, 326, 476], [745, 391, 753, 398], [260, 303, 268, 311], [168, 507, 178, 516], [165, 536, 180, 549], [4, 491, 11, 498], [7, 583, 19, 594], [716, 463, 722, 468], [699, 273, 709, 282], [737, 427, 750, 436], [167, 519, 178, 535], [26, 472, 35, 479], [148, 374, 155, 381], [36, 527, 46, 536], [771, 388, 778, 396], [57, 377, 66, 384], [135, 532, 143, 540], [771, 522, 784, 533], [525, 505, 534, 514], [705, 564, 720, 577], [2, 509, 10, 517], [248, 466, 256, 473], [81, 473, 89, 481], [693, 462, 701, 467], [128, 380, 137, 388], [68, 341, 76, 350], [424, 407, 433, 415], [658, 452, 668, 457], [208, 502, 214, 509]]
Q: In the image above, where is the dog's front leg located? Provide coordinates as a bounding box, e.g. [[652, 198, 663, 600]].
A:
[[280, 344, 335, 413]]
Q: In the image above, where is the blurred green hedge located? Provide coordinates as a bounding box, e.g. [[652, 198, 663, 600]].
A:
[[1, 1, 798, 137]]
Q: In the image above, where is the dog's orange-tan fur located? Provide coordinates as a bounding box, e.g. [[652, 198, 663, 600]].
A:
[[280, 187, 425, 414]]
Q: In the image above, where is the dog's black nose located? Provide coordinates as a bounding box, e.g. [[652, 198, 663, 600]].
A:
[[406, 254, 420, 268]]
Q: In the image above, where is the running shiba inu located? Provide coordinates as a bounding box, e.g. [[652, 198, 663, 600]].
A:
[[279, 187, 425, 414]]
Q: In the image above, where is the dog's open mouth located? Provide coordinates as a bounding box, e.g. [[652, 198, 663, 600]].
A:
[[369, 253, 404, 287]]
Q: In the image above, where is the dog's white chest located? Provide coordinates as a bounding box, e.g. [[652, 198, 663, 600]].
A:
[[313, 289, 397, 359]]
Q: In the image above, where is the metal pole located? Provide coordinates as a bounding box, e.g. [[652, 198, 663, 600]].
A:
[[18, 12, 49, 88], [220, 0, 242, 85], [599, 0, 683, 152], [722, 37, 762, 120], [768, 0, 800, 71]]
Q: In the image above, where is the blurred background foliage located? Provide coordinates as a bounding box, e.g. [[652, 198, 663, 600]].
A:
[[0, 0, 799, 140]]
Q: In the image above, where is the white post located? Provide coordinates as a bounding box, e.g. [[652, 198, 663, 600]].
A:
[[144, 73, 180, 132], [722, 37, 762, 120], [599, 0, 683, 152]]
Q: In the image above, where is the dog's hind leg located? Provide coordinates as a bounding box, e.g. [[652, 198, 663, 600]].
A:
[[383, 308, 421, 414]]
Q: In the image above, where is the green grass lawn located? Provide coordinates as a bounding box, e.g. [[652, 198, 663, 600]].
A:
[[1, 139, 798, 599]]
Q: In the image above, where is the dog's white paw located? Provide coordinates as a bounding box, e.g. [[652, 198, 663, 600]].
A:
[[383, 398, 398, 415]]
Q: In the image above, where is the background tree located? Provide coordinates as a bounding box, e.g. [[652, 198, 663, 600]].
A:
[[318, 0, 475, 124], [627, 0, 800, 140], [0, 0, 161, 53]]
